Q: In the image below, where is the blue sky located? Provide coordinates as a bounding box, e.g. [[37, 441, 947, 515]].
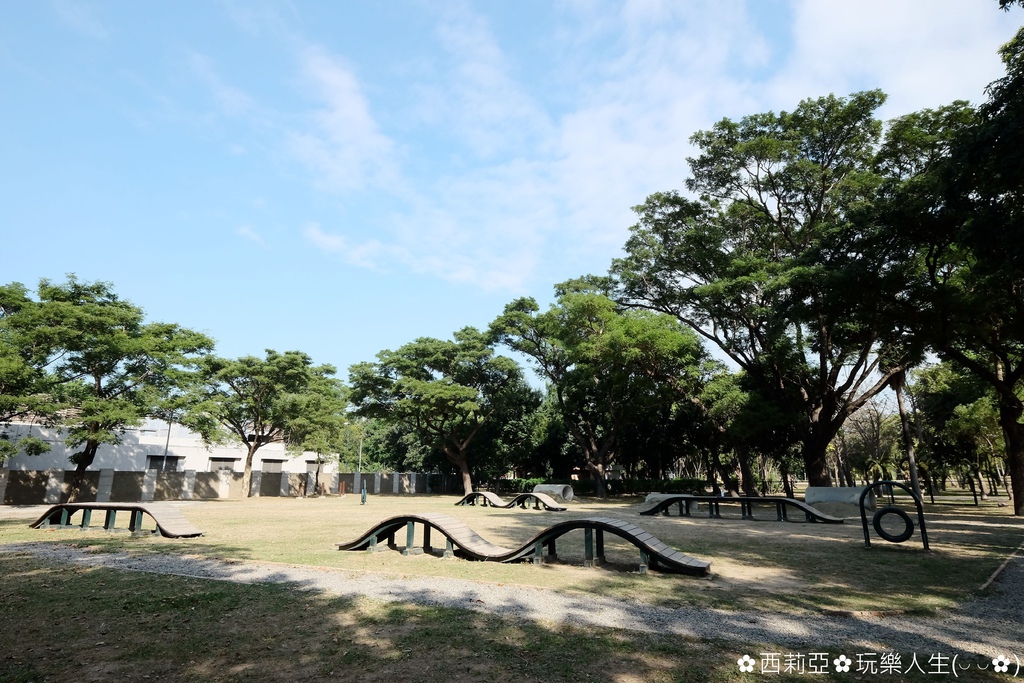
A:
[[2, 1, 1020, 380]]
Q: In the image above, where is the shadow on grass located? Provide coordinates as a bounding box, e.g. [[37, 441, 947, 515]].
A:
[[1, 550, 1015, 683], [0, 552, 735, 683]]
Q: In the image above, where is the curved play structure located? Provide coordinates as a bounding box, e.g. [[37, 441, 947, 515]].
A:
[[454, 491, 567, 511], [638, 494, 844, 524], [338, 513, 710, 576], [30, 502, 203, 538]]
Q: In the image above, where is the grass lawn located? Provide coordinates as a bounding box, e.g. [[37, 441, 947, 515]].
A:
[[1, 491, 1021, 682]]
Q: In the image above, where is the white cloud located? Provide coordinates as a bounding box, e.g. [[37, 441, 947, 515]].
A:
[[303, 222, 391, 269], [290, 1, 1020, 293], [187, 51, 256, 117], [52, 0, 109, 39], [236, 225, 265, 246], [286, 47, 398, 193], [772, 0, 1016, 114], [429, 7, 554, 158]]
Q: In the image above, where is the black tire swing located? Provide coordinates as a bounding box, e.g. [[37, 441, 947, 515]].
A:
[[859, 481, 930, 550], [871, 506, 915, 543]]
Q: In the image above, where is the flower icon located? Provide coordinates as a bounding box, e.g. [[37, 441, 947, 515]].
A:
[[833, 654, 852, 672], [993, 655, 1011, 673], [738, 655, 756, 673]]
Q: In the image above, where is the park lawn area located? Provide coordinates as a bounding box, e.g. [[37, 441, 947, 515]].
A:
[[8, 550, 1004, 683], [1, 494, 1021, 683], [1, 492, 1021, 615]]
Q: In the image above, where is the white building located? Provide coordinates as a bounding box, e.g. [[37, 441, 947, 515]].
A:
[[2, 418, 329, 476]]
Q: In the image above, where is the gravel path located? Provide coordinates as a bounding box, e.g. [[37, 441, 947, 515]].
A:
[[3, 540, 1022, 664]]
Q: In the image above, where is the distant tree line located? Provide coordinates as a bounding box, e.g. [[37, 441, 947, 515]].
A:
[[3, 16, 1023, 512]]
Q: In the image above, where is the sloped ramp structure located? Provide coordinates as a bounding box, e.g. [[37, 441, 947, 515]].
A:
[[454, 491, 567, 511], [639, 495, 844, 524], [338, 513, 710, 576], [30, 502, 203, 538]]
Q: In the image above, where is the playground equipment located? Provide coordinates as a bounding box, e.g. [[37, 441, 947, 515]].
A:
[[859, 481, 930, 551], [454, 491, 566, 511], [338, 513, 710, 575]]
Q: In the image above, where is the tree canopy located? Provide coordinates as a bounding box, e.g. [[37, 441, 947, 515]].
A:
[[184, 350, 337, 497], [348, 327, 533, 495], [490, 282, 711, 496], [613, 91, 907, 487], [1, 276, 214, 498]]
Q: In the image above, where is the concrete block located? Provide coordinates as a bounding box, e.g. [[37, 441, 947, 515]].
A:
[[96, 469, 115, 502], [805, 486, 875, 512], [44, 470, 63, 504], [182, 470, 196, 500], [217, 470, 231, 498], [141, 469, 157, 502]]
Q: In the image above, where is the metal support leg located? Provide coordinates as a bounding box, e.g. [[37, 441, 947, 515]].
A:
[[584, 527, 594, 567], [129, 510, 145, 535], [595, 529, 605, 565], [545, 539, 557, 562], [533, 541, 544, 565], [403, 521, 422, 555], [59, 508, 70, 527], [104, 509, 117, 531], [80, 509, 92, 529], [423, 526, 432, 554]]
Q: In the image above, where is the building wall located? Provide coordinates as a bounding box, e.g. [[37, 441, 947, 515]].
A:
[[1, 468, 449, 504], [2, 419, 334, 476]]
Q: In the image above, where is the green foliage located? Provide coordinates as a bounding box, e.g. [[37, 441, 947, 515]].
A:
[[490, 284, 711, 496], [613, 91, 925, 487], [0, 276, 213, 481], [348, 327, 533, 494], [876, 29, 1024, 513], [185, 349, 337, 496]]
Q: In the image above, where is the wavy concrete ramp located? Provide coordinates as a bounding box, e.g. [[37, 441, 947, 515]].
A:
[[639, 495, 844, 524], [454, 491, 566, 511], [338, 513, 709, 576], [30, 502, 203, 538]]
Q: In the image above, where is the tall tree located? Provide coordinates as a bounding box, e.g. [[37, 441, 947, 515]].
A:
[[613, 91, 909, 486], [490, 282, 711, 497], [5, 276, 213, 499], [283, 375, 349, 495], [348, 327, 530, 496], [185, 350, 336, 497], [881, 29, 1024, 513]]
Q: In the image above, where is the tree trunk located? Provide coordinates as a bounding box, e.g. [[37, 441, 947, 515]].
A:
[[241, 443, 259, 498], [801, 423, 834, 487], [586, 461, 607, 498], [737, 451, 759, 497], [894, 376, 922, 500], [445, 447, 474, 496], [65, 440, 100, 503], [998, 400, 1024, 515]]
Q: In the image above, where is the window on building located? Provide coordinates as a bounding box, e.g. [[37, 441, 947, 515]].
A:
[[147, 456, 182, 472], [261, 460, 284, 473], [209, 458, 239, 472]]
